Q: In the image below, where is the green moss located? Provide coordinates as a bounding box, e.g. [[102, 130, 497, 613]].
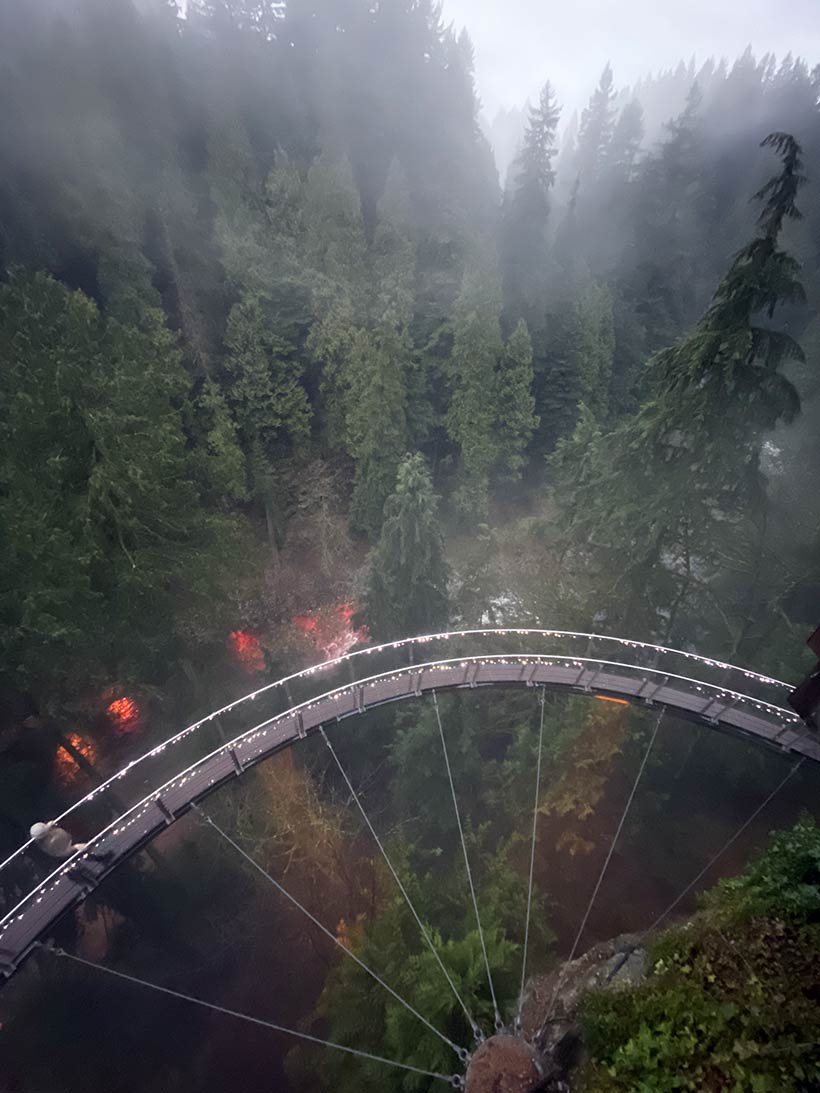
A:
[[575, 817, 820, 1092]]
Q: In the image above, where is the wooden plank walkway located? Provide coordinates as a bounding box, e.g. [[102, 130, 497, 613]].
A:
[[2, 653, 816, 981]]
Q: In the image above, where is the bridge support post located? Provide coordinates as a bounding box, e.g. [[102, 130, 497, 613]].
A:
[[156, 796, 175, 825], [638, 675, 669, 704]]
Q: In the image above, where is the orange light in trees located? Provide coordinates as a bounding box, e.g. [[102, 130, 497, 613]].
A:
[[107, 696, 141, 734], [292, 603, 368, 661], [54, 732, 98, 785], [229, 630, 265, 673]]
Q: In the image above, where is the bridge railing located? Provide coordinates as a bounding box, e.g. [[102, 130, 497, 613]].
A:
[[0, 630, 800, 923]]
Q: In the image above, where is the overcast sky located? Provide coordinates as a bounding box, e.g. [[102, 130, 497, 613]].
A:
[[439, 0, 820, 118]]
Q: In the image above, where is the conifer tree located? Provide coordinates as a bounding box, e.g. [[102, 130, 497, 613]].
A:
[[576, 280, 615, 417], [0, 271, 243, 703], [208, 115, 269, 292], [606, 99, 644, 185], [446, 255, 503, 518], [224, 292, 311, 455], [366, 453, 449, 640], [194, 379, 249, 504], [626, 84, 706, 344], [345, 325, 408, 537], [303, 152, 367, 310], [576, 63, 616, 186], [501, 81, 560, 327], [224, 292, 311, 548], [341, 158, 415, 537], [303, 153, 369, 449], [371, 159, 416, 327], [495, 319, 538, 478], [553, 133, 807, 637], [539, 303, 585, 452]]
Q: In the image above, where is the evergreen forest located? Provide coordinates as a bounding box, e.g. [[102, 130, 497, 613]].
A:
[[1, 2, 819, 1091]]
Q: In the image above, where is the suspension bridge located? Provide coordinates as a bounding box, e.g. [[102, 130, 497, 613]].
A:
[[1, 629, 817, 1088]]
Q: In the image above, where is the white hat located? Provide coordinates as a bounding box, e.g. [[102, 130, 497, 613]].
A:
[[30, 822, 49, 840]]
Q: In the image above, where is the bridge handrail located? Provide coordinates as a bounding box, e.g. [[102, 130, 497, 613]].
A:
[[0, 630, 795, 879], [0, 650, 809, 968]]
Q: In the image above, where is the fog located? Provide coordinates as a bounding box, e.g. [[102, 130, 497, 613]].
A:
[[1, 1, 820, 1090], [442, 0, 820, 115]]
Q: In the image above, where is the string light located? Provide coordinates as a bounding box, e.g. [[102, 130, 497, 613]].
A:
[[1, 631, 806, 944]]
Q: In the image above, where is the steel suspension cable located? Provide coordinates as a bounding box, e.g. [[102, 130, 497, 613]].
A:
[[39, 945, 460, 1086], [644, 754, 806, 937], [320, 727, 482, 1045], [192, 805, 466, 1059], [515, 687, 547, 1031], [537, 707, 665, 1040], [602, 752, 807, 987], [431, 689, 501, 1030]]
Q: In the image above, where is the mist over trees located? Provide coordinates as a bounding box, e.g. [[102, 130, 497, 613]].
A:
[[1, 0, 819, 715], [2, 4, 820, 1091]]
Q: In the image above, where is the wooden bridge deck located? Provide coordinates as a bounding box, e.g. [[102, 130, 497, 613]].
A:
[[2, 651, 816, 981]]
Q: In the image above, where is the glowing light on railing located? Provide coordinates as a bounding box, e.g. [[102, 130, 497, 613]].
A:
[[0, 631, 801, 896]]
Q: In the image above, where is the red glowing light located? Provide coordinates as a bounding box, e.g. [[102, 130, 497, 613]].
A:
[[594, 695, 629, 705], [107, 696, 141, 734], [292, 602, 369, 661], [54, 732, 98, 786], [230, 629, 266, 673]]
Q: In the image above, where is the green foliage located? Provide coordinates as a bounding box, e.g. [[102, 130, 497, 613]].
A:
[[289, 687, 558, 1092], [501, 81, 561, 327], [346, 324, 409, 536], [224, 292, 312, 455], [303, 152, 367, 311], [373, 160, 416, 327], [577, 818, 820, 1092], [495, 319, 538, 479], [605, 100, 644, 184], [446, 254, 503, 519], [576, 280, 615, 418], [576, 64, 617, 185], [703, 814, 820, 922], [287, 894, 518, 1092], [193, 379, 249, 503], [366, 454, 449, 640], [0, 271, 245, 701], [551, 134, 807, 638], [538, 303, 586, 452]]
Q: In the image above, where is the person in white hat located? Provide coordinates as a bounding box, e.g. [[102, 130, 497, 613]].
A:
[[29, 821, 113, 881]]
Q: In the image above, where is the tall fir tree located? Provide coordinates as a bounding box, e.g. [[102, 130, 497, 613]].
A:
[[0, 271, 244, 707], [303, 151, 367, 311], [605, 99, 644, 185], [552, 133, 807, 639], [366, 453, 449, 640], [224, 292, 311, 457], [626, 83, 707, 344], [576, 63, 616, 187], [446, 253, 504, 519], [500, 81, 561, 329], [345, 325, 408, 537], [302, 152, 369, 449], [576, 280, 615, 417], [494, 319, 539, 478], [224, 292, 312, 550], [539, 303, 585, 453]]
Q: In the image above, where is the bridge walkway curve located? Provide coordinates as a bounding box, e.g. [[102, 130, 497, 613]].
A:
[[1, 631, 816, 980]]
